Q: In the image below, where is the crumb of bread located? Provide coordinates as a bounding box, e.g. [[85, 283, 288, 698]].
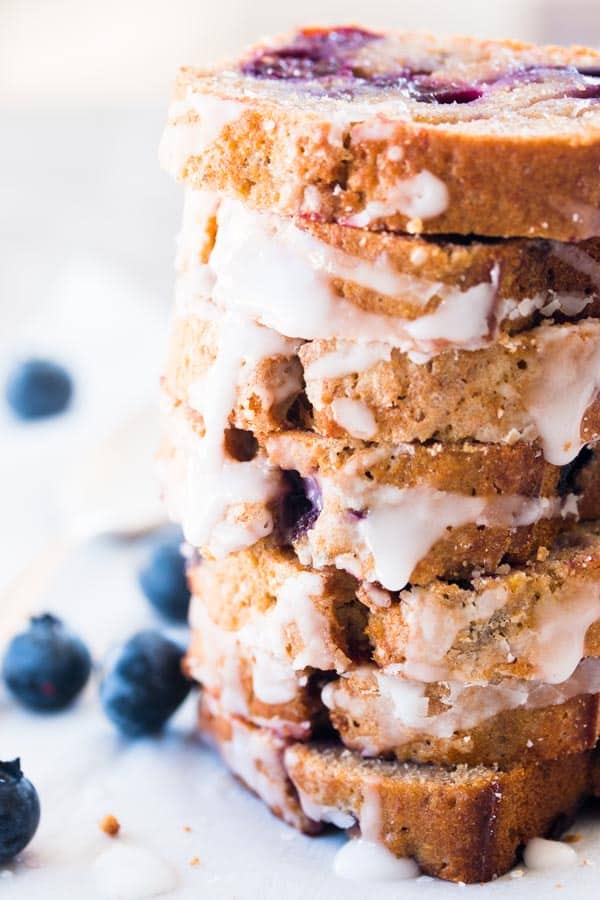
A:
[[189, 856, 201, 867], [99, 814, 121, 837], [183, 825, 192, 833]]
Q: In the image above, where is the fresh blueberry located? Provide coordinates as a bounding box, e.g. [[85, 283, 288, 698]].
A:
[[138, 530, 191, 623], [0, 759, 40, 863], [2, 614, 92, 712], [100, 631, 191, 737], [6, 359, 73, 420]]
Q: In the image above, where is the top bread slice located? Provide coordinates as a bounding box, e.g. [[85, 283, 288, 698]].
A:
[[161, 28, 600, 240]]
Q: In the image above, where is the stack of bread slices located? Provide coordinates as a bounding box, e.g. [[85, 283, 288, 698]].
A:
[[159, 27, 600, 883]]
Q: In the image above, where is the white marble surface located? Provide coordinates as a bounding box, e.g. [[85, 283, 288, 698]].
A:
[[1, 108, 599, 898]]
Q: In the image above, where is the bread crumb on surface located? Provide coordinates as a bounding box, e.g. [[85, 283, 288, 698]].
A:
[[183, 825, 192, 833], [99, 814, 121, 837], [189, 856, 201, 867]]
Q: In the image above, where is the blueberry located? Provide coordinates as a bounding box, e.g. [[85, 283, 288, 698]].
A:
[[100, 631, 191, 737], [138, 530, 191, 623], [0, 759, 40, 862], [6, 359, 73, 420], [277, 471, 322, 544], [2, 614, 92, 712], [242, 27, 378, 81]]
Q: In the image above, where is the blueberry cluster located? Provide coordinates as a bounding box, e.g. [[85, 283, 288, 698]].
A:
[[0, 529, 193, 863]]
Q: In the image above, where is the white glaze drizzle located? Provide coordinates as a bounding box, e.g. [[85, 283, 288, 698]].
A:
[[342, 171, 449, 226], [333, 840, 420, 882], [298, 472, 578, 591], [509, 579, 600, 683], [523, 838, 578, 871], [524, 321, 600, 464], [189, 571, 345, 710], [180, 193, 502, 359], [396, 585, 510, 682], [295, 787, 355, 829], [385, 578, 600, 683], [331, 398, 377, 439], [303, 342, 392, 380], [501, 291, 593, 323], [162, 402, 281, 559], [164, 307, 301, 556], [322, 658, 600, 746], [159, 95, 243, 176], [202, 695, 306, 829], [358, 486, 484, 591], [359, 783, 383, 842]]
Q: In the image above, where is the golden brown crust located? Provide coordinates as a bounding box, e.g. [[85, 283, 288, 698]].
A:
[[161, 32, 600, 240], [284, 742, 595, 882], [266, 430, 563, 495]]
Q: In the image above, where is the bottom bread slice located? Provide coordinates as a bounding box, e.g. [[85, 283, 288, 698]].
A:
[[199, 694, 599, 884]]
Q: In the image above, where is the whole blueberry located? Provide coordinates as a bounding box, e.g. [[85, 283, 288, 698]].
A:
[[2, 614, 92, 712], [100, 631, 190, 737], [138, 531, 191, 623], [5, 359, 73, 420], [0, 759, 40, 863]]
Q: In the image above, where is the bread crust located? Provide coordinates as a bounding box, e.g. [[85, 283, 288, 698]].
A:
[[197, 695, 599, 883], [161, 31, 600, 240], [284, 742, 596, 882]]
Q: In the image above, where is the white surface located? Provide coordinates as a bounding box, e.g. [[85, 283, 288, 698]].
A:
[[1, 541, 599, 900], [1, 109, 600, 898], [0, 0, 562, 109]]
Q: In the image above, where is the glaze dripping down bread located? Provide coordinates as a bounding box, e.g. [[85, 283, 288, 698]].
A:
[[158, 26, 600, 883]]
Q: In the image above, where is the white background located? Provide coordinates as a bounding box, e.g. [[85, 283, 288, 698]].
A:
[[1, 1, 599, 896]]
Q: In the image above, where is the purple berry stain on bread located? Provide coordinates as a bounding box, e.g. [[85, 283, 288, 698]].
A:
[[492, 64, 600, 99], [241, 27, 379, 80], [241, 27, 483, 104], [278, 471, 322, 543], [242, 28, 600, 104]]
